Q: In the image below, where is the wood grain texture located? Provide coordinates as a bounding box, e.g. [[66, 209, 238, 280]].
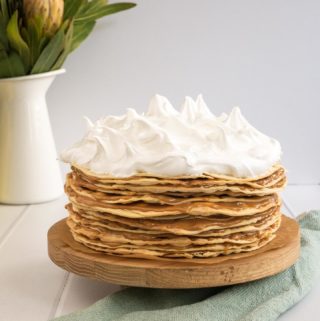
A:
[[47, 215, 300, 289]]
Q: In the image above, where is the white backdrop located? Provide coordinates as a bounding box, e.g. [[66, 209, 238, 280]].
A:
[[48, 0, 320, 184]]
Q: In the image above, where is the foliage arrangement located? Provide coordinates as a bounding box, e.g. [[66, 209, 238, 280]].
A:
[[0, 0, 136, 78]]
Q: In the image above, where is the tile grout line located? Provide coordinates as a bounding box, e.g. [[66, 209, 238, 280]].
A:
[[0, 205, 30, 249], [286, 183, 320, 186], [282, 198, 295, 218], [48, 272, 72, 320]]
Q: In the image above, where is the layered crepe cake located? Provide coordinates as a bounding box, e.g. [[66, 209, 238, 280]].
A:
[[61, 95, 286, 260]]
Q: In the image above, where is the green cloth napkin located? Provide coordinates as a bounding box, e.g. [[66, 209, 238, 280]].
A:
[[54, 211, 320, 321]]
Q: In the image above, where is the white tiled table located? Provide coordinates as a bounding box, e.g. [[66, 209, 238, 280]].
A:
[[0, 185, 319, 321]]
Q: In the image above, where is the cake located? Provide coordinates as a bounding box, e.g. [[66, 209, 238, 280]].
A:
[[61, 95, 286, 260]]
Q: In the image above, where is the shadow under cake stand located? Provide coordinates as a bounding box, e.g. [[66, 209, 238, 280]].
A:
[[47, 215, 300, 289]]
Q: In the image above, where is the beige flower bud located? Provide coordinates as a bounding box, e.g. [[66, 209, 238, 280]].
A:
[[23, 0, 64, 37]]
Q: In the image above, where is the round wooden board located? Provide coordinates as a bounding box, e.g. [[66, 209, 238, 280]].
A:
[[48, 215, 300, 289]]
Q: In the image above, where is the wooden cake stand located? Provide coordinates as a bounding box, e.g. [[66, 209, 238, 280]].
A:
[[47, 215, 300, 289]]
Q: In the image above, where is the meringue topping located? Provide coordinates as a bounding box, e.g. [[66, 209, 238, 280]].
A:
[[61, 95, 281, 178]]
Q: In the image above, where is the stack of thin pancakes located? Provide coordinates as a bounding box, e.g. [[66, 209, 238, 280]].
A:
[[65, 164, 286, 260]]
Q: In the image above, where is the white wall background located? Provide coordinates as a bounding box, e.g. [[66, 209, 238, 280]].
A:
[[48, 0, 320, 184]]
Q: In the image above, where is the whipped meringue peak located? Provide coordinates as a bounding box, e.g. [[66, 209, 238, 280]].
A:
[[61, 95, 282, 178]]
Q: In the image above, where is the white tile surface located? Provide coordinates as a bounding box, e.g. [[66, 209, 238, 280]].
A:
[[278, 285, 320, 321], [0, 197, 68, 321], [0, 185, 319, 321], [54, 274, 121, 318], [0, 205, 26, 242]]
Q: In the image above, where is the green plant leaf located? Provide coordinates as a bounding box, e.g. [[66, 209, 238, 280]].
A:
[[0, 51, 26, 78], [75, 2, 136, 23], [7, 0, 20, 16], [64, 0, 84, 20], [39, 36, 50, 53], [52, 20, 74, 69], [20, 27, 29, 44], [26, 17, 44, 66], [0, 0, 9, 24], [0, 12, 9, 49], [0, 41, 7, 59], [6, 11, 30, 70], [3, 0, 21, 17], [70, 20, 95, 52], [31, 28, 65, 74], [76, 0, 106, 17], [28, 24, 40, 66]]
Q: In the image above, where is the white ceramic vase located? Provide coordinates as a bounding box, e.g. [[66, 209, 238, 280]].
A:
[[0, 69, 65, 204]]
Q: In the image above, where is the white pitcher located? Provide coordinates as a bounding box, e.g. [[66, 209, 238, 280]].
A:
[[0, 69, 65, 204]]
